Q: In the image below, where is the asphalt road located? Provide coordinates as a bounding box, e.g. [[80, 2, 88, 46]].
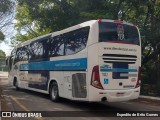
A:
[[0, 78, 160, 120]]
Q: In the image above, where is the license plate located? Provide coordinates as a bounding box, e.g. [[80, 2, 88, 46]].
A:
[[116, 92, 125, 97]]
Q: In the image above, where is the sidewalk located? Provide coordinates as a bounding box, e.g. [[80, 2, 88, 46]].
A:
[[0, 72, 8, 81], [140, 95, 160, 101], [130, 95, 160, 107]]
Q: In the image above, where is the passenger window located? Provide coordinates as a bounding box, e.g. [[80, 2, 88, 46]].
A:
[[30, 42, 43, 60], [48, 35, 65, 57], [65, 26, 90, 55], [9, 49, 16, 69]]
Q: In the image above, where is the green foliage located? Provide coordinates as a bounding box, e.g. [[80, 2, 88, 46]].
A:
[[0, 49, 6, 58], [15, 0, 80, 41], [0, 50, 7, 71], [0, 0, 14, 43], [0, 0, 13, 14], [0, 31, 5, 42]]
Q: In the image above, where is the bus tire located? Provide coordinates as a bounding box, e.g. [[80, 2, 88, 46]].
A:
[[15, 80, 20, 91], [49, 82, 59, 102]]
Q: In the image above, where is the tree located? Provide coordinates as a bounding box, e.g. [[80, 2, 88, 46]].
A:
[[126, 0, 160, 89], [0, 49, 7, 71], [14, 0, 80, 41], [0, 0, 14, 43], [0, 49, 6, 58], [0, 31, 5, 41]]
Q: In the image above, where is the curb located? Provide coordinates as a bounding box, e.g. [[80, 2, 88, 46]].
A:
[[139, 95, 160, 101]]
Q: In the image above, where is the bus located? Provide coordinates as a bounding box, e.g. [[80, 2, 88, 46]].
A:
[[7, 19, 141, 102]]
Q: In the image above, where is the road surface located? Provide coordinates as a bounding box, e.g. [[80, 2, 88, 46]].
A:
[[0, 77, 160, 120]]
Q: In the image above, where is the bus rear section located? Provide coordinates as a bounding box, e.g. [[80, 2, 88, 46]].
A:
[[88, 20, 141, 102]]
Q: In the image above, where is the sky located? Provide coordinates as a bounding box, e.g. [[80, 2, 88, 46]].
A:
[[0, 42, 12, 56]]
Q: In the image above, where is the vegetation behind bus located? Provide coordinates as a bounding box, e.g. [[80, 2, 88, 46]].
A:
[[0, 50, 8, 72], [0, 0, 15, 43], [12, 0, 160, 97]]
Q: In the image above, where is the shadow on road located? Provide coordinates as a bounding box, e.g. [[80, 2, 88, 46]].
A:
[[10, 87, 127, 112]]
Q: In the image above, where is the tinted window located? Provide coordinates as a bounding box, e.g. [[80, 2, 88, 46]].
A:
[[28, 36, 50, 60], [48, 35, 65, 57], [99, 22, 140, 45], [30, 41, 43, 59], [15, 48, 21, 62], [48, 26, 89, 56], [9, 49, 16, 70], [65, 27, 90, 55], [11, 49, 16, 57], [15, 47, 28, 62], [14, 27, 90, 62]]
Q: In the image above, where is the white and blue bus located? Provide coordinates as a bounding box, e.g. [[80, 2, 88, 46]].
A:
[[7, 19, 141, 102]]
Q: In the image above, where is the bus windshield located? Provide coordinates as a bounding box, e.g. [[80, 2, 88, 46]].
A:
[[99, 22, 140, 45]]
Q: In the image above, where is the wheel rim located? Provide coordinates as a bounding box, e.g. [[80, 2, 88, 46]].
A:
[[51, 85, 57, 99]]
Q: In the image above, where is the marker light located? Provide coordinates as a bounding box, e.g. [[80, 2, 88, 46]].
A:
[[114, 20, 123, 23], [98, 18, 102, 23]]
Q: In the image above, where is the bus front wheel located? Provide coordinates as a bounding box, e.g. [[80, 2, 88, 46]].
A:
[[49, 82, 59, 102], [14, 79, 20, 91]]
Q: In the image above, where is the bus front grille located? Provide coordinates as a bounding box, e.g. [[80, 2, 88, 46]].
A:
[[102, 54, 137, 64]]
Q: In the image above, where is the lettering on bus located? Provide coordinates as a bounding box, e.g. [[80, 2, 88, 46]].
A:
[[104, 47, 137, 52]]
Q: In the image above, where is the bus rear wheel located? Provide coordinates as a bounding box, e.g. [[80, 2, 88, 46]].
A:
[[49, 82, 59, 102]]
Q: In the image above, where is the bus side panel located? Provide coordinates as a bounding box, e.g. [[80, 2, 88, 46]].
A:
[[49, 55, 88, 100], [19, 61, 29, 89], [49, 71, 64, 97], [87, 21, 100, 101], [87, 44, 99, 101]]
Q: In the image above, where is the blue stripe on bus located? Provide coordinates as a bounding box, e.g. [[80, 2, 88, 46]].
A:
[[20, 58, 87, 71], [100, 68, 137, 72]]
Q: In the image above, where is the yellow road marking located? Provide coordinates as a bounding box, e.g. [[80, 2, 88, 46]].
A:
[[10, 96, 43, 120]]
